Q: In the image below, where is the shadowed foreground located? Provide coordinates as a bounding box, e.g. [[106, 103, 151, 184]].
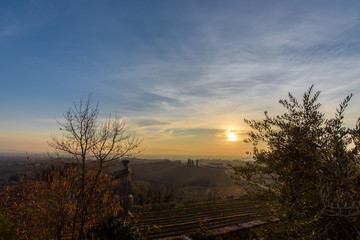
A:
[[136, 199, 263, 239]]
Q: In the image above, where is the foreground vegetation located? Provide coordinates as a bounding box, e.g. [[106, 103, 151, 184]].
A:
[[233, 86, 360, 239], [0, 96, 143, 240]]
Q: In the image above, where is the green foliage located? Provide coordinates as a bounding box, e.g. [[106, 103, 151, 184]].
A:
[[233, 86, 360, 239], [87, 216, 144, 240], [0, 211, 15, 240]]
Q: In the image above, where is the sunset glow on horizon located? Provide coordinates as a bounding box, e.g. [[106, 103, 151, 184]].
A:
[[1, 1, 360, 159], [226, 130, 237, 142]]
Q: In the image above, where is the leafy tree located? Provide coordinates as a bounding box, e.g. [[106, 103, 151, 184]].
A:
[[233, 86, 360, 239]]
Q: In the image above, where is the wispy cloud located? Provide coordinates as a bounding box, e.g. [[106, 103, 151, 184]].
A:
[[100, 2, 360, 129], [129, 117, 170, 127], [1, 1, 360, 155]]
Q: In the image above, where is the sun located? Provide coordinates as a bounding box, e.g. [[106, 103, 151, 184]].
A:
[[226, 130, 237, 141]]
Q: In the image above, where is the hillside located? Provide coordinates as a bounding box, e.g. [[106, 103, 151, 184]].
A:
[[129, 160, 246, 204], [132, 161, 233, 187]]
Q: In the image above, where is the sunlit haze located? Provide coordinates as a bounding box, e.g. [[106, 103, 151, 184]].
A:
[[1, 1, 360, 159], [226, 130, 237, 142]]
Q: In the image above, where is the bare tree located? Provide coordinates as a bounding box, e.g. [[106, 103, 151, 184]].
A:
[[48, 95, 142, 240]]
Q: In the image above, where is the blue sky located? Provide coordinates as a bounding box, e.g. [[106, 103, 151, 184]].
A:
[[1, 0, 360, 158]]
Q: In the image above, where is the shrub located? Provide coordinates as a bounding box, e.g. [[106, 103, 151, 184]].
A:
[[87, 216, 144, 240], [233, 86, 360, 239], [0, 211, 15, 240]]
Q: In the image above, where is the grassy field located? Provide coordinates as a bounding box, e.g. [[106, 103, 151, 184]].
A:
[[135, 198, 262, 239], [130, 161, 251, 239]]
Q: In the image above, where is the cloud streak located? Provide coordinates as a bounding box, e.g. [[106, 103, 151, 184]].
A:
[[1, 1, 360, 156]]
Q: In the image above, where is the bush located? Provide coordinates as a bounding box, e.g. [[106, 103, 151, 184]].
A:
[[0, 211, 15, 240], [233, 86, 360, 239], [87, 216, 144, 240], [0, 168, 122, 239], [8, 174, 19, 182]]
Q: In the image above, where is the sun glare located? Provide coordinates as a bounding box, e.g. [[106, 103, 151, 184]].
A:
[[226, 130, 237, 141]]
